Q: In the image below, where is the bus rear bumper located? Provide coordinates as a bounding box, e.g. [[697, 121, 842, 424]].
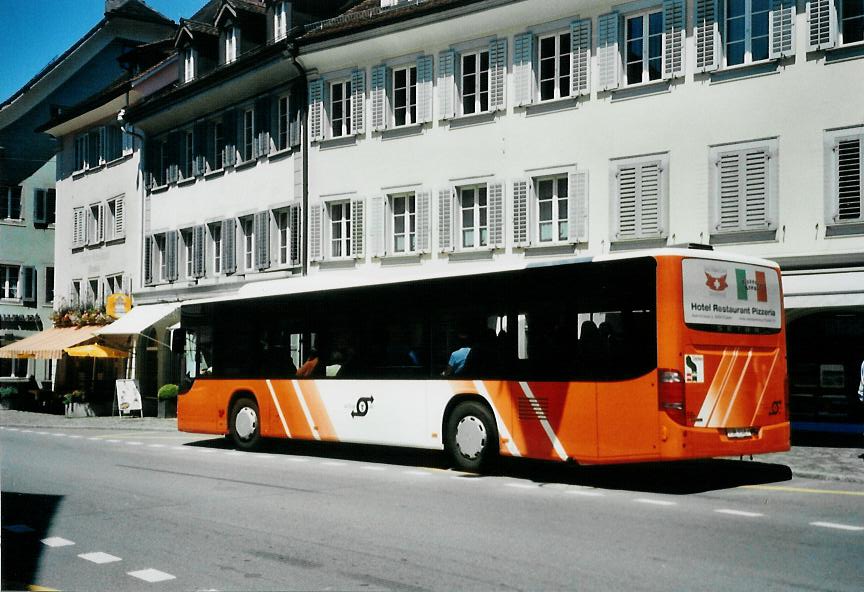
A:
[[659, 418, 791, 460]]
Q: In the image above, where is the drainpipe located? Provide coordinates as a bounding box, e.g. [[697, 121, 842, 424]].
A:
[[286, 39, 309, 277]]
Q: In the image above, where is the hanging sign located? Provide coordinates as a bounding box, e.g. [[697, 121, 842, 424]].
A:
[[115, 379, 143, 415]]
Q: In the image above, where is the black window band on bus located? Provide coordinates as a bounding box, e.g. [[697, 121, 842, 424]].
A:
[[177, 258, 658, 384], [684, 323, 780, 335]]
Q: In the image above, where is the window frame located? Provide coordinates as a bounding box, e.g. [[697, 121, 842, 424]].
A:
[[839, 0, 864, 46], [389, 192, 417, 254], [328, 201, 353, 259], [0, 264, 21, 300], [458, 185, 489, 249], [1, 186, 23, 221], [277, 95, 290, 150], [276, 209, 290, 265], [182, 229, 194, 279], [274, 1, 289, 41], [534, 175, 570, 244], [624, 9, 664, 85], [392, 64, 418, 127], [242, 108, 255, 162], [241, 217, 255, 272], [330, 79, 353, 138], [182, 129, 195, 179], [225, 26, 239, 63], [460, 48, 491, 116], [156, 234, 168, 282], [210, 223, 223, 275], [537, 29, 571, 102], [183, 46, 196, 83], [45, 266, 54, 304], [723, 0, 771, 67]]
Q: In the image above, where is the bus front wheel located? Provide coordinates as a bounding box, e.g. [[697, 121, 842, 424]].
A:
[[229, 397, 261, 451], [446, 401, 498, 472]]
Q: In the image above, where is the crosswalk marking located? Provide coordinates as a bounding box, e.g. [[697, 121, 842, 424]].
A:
[[78, 552, 122, 564], [127, 568, 176, 583], [41, 537, 75, 547]]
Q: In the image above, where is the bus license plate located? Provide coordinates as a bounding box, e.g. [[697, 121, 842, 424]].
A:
[[726, 428, 753, 439]]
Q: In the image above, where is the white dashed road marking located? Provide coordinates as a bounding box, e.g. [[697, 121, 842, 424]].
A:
[[148, 443, 166, 448], [106, 439, 121, 444], [404, 470, 430, 477], [128, 568, 176, 583], [321, 461, 346, 467], [79, 552, 122, 564], [715, 509, 764, 518], [125, 441, 143, 446], [41, 537, 75, 547], [506, 483, 537, 490], [634, 498, 677, 506], [566, 490, 604, 497], [810, 521, 864, 532], [363, 466, 386, 472]]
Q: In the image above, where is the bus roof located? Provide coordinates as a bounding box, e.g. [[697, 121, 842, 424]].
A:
[[178, 248, 780, 309]]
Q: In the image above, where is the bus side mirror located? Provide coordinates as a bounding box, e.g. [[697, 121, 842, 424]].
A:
[[170, 329, 186, 354]]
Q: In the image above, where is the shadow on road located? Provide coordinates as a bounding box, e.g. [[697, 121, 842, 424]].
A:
[[184, 436, 792, 494], [791, 431, 864, 448], [1, 491, 63, 590]]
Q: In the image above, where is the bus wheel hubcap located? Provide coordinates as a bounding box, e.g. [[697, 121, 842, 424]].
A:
[[235, 407, 257, 440], [455, 416, 486, 460]]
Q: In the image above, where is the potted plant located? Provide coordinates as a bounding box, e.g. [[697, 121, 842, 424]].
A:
[[63, 390, 92, 417], [157, 383, 179, 418], [0, 386, 17, 410]]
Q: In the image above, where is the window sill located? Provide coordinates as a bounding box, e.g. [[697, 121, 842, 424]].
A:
[[106, 153, 132, 168], [709, 60, 779, 84], [380, 123, 424, 140], [318, 258, 357, 270], [105, 236, 126, 246], [448, 110, 497, 129], [269, 147, 295, 161], [204, 168, 225, 179], [825, 42, 864, 63], [72, 170, 87, 179], [710, 229, 777, 245], [318, 135, 357, 149], [524, 96, 579, 117], [380, 252, 423, 265], [520, 243, 577, 257], [234, 158, 257, 171], [0, 219, 25, 227], [610, 237, 668, 251], [149, 184, 169, 194], [445, 249, 494, 262], [0, 299, 23, 306], [611, 79, 671, 101], [825, 222, 864, 237], [177, 176, 196, 187]]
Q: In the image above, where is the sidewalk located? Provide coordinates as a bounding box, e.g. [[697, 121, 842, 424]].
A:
[[2, 410, 862, 483]]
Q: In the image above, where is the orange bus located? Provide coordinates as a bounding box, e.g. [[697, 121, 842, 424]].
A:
[[175, 248, 789, 471]]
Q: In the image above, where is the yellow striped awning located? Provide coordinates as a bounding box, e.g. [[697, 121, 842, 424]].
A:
[[0, 326, 102, 360]]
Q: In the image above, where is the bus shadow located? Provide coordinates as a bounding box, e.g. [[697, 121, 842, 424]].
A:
[[185, 437, 792, 493], [1, 491, 63, 590]]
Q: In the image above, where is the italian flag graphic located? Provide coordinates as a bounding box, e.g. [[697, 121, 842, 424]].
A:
[[735, 268, 768, 302]]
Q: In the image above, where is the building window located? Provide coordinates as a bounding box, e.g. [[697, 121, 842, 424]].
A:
[[45, 267, 54, 303], [225, 26, 238, 63], [829, 132, 863, 225], [391, 193, 416, 254], [156, 235, 168, 281], [0, 264, 20, 299], [277, 96, 290, 150], [277, 210, 290, 265], [274, 0, 289, 41], [329, 202, 352, 258], [72, 207, 86, 247], [535, 176, 569, 243], [461, 49, 490, 115], [613, 156, 668, 242], [841, 0, 864, 44], [87, 278, 101, 306], [33, 189, 56, 225], [182, 229, 194, 278], [392, 65, 417, 127], [89, 128, 104, 167], [88, 203, 103, 245], [459, 186, 488, 248], [626, 10, 663, 84], [75, 135, 88, 170], [538, 31, 571, 101], [242, 217, 254, 271], [105, 125, 123, 162], [330, 80, 352, 138], [242, 108, 255, 161], [210, 120, 224, 171], [1, 186, 22, 220], [182, 130, 194, 178], [183, 46, 196, 83], [210, 223, 223, 274], [725, 0, 770, 66], [105, 274, 124, 296], [711, 141, 776, 236], [106, 196, 124, 240], [0, 358, 28, 379], [71, 280, 81, 306]]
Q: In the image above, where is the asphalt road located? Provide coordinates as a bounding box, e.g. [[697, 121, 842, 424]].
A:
[[1, 426, 862, 591]]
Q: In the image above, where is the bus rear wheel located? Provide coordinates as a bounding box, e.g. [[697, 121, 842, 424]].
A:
[[229, 396, 261, 451], [446, 401, 498, 472]]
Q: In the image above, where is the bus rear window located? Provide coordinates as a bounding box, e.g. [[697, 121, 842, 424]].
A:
[[682, 258, 782, 334]]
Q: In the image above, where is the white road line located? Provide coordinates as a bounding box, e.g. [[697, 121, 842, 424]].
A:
[[106, 439, 121, 444], [634, 498, 677, 506], [362, 466, 386, 472], [51, 433, 66, 437], [41, 537, 75, 547], [87, 437, 100, 441], [404, 470, 430, 477], [67, 435, 83, 439], [810, 521, 864, 532], [284, 457, 309, 463], [128, 568, 176, 583], [147, 444, 166, 448], [4, 524, 35, 533], [321, 461, 346, 467], [7, 427, 19, 431], [35, 431, 49, 435], [566, 490, 604, 497], [450, 475, 481, 482], [171, 446, 187, 451], [506, 483, 537, 490], [715, 509, 764, 518], [22, 429, 34, 433], [79, 552, 122, 564], [125, 441, 143, 446]]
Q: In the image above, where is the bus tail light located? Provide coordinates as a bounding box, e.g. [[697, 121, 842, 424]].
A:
[[659, 369, 686, 425]]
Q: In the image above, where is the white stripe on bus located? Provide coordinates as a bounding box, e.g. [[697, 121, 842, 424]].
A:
[[519, 381, 568, 461], [266, 379, 292, 438], [720, 349, 752, 426], [473, 380, 521, 457], [292, 379, 320, 441]]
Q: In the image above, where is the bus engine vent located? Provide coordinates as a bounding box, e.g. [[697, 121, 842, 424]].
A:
[[518, 397, 549, 421]]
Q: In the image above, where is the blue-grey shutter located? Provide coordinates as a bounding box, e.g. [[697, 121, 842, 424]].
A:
[[33, 189, 46, 224], [371, 65, 387, 131], [695, 0, 720, 72], [438, 50, 456, 120], [597, 13, 620, 91], [222, 218, 236, 274], [255, 96, 271, 157], [488, 181, 505, 248], [570, 19, 591, 96], [513, 32, 535, 106], [21, 267, 36, 303], [143, 236, 153, 285], [616, 162, 664, 239], [113, 197, 125, 239], [769, 0, 795, 58], [351, 68, 366, 135], [568, 171, 589, 243], [166, 230, 179, 281], [222, 110, 237, 166], [489, 38, 507, 110], [415, 190, 431, 253], [663, 0, 686, 79], [167, 132, 180, 183], [417, 55, 434, 123], [289, 204, 302, 265], [193, 224, 206, 278], [351, 199, 366, 258], [513, 180, 530, 247], [309, 203, 322, 262], [807, 0, 837, 51], [47, 189, 56, 225], [308, 79, 325, 142], [369, 196, 386, 257], [255, 211, 271, 270], [438, 188, 453, 252]]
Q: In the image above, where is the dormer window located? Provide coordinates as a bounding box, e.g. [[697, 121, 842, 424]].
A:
[[274, 1, 289, 41], [183, 46, 196, 83], [225, 26, 239, 63]]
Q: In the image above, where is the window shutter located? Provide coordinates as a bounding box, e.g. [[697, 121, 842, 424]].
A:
[[417, 55, 434, 123], [807, 0, 837, 51], [513, 179, 530, 247], [255, 211, 271, 270], [288, 204, 302, 265], [168, 131, 180, 183], [568, 171, 589, 243], [98, 203, 106, 243], [617, 163, 664, 239], [438, 50, 456, 120], [222, 218, 236, 274], [33, 189, 46, 224], [695, 0, 720, 72], [166, 230, 179, 281], [72, 209, 81, 247], [663, 0, 686, 79], [309, 79, 324, 142], [484, 181, 505, 249], [570, 19, 591, 96], [22, 267, 36, 303], [308, 203, 322, 262], [489, 38, 508, 110], [438, 188, 454, 252], [193, 224, 206, 278], [99, 126, 108, 164], [369, 196, 386, 258], [597, 12, 621, 91], [616, 166, 638, 239], [640, 163, 662, 236], [122, 126, 133, 154], [415, 190, 432, 253], [351, 68, 366, 135], [513, 32, 535, 106], [144, 236, 153, 285], [769, 0, 795, 59], [835, 138, 863, 222], [222, 110, 237, 166], [716, 149, 772, 231], [114, 197, 125, 238], [351, 198, 366, 258], [743, 150, 770, 228], [194, 122, 207, 175], [256, 96, 271, 156], [47, 189, 56, 224], [371, 64, 388, 131]]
